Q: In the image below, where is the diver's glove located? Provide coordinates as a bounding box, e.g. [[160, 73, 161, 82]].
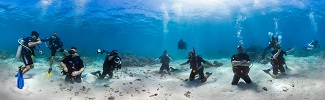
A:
[[61, 70, 67, 75]]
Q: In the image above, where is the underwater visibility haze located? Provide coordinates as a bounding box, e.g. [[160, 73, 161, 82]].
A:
[[0, 0, 325, 59]]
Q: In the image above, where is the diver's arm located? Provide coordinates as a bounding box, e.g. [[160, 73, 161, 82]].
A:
[[167, 55, 172, 61], [41, 37, 50, 42], [33, 48, 43, 54], [60, 62, 68, 72], [72, 67, 85, 76], [273, 49, 281, 59], [180, 60, 190, 66], [155, 56, 161, 60], [241, 61, 251, 66], [204, 61, 215, 66], [78, 68, 85, 73], [231, 60, 249, 66], [28, 38, 42, 47], [231, 60, 242, 66]]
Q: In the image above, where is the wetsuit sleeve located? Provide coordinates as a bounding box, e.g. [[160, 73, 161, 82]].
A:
[[41, 37, 50, 42], [282, 50, 287, 56], [61, 57, 68, 64], [78, 58, 85, 68], [181, 59, 190, 65], [198, 57, 206, 63]]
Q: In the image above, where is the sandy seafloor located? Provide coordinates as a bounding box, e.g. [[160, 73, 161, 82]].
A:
[[0, 55, 325, 100]]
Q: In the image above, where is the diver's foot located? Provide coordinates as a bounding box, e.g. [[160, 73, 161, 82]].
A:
[[158, 70, 163, 74], [231, 82, 238, 85], [205, 72, 212, 75], [167, 71, 171, 75], [15, 65, 23, 77], [271, 74, 278, 78], [170, 67, 178, 72]]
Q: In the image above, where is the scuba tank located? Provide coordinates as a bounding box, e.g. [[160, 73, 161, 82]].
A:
[[16, 38, 24, 58]]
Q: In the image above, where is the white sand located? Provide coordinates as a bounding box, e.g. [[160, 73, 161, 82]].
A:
[[0, 55, 325, 100]]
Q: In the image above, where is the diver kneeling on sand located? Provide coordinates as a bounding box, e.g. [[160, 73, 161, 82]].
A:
[[155, 50, 172, 75], [231, 45, 252, 85], [60, 47, 85, 83], [92, 49, 122, 79], [180, 48, 215, 82], [263, 44, 287, 78]]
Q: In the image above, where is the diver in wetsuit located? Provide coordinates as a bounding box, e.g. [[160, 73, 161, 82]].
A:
[[231, 45, 252, 85], [156, 50, 172, 74], [42, 32, 68, 74], [306, 40, 320, 50], [178, 39, 188, 50], [16, 31, 43, 76], [180, 48, 215, 82], [92, 50, 122, 79]]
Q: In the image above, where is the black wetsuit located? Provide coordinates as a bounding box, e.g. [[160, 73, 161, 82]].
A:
[[311, 41, 320, 48], [178, 40, 187, 50], [21, 37, 37, 65], [99, 55, 121, 79], [42, 36, 64, 56], [159, 54, 171, 71], [184, 56, 207, 81], [231, 52, 252, 85], [270, 49, 287, 75], [61, 55, 84, 83]]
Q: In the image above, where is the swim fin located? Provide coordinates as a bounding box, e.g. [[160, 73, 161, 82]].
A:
[[17, 66, 24, 89], [45, 68, 52, 79]]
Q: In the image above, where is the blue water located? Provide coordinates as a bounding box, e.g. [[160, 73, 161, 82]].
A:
[[0, 0, 324, 59]]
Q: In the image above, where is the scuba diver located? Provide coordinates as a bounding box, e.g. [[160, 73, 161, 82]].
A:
[[231, 45, 252, 85], [178, 39, 188, 50], [264, 43, 287, 78], [262, 36, 278, 59], [92, 50, 122, 79], [180, 48, 215, 82], [60, 47, 85, 83], [15, 31, 43, 77], [306, 40, 320, 50], [15, 31, 42, 89], [156, 50, 172, 75], [41, 32, 68, 78]]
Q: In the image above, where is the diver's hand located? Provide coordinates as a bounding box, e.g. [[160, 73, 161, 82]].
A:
[[241, 60, 247, 64], [36, 38, 42, 44], [63, 67, 68, 72], [108, 56, 113, 60], [71, 71, 80, 76]]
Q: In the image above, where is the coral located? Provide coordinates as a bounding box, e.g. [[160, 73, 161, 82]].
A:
[[120, 51, 158, 67], [0, 49, 10, 59]]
